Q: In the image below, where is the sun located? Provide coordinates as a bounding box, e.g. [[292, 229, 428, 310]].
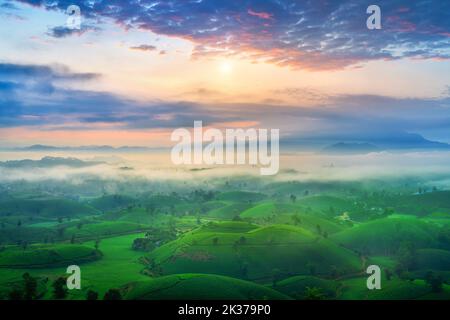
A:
[[219, 60, 233, 74]]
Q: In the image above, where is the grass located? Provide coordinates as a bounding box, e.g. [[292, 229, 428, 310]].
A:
[[339, 277, 450, 300], [146, 222, 361, 280], [415, 249, 450, 271], [0, 198, 99, 218], [207, 203, 253, 219], [275, 275, 339, 299], [123, 273, 290, 300], [0, 233, 149, 299], [331, 217, 439, 255], [0, 244, 101, 268], [240, 201, 345, 234], [65, 221, 150, 240]]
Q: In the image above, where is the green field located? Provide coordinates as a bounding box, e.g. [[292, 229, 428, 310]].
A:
[[0, 176, 449, 300]]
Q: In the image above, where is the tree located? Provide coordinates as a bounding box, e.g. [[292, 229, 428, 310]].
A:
[[103, 288, 122, 300], [17, 219, 22, 227], [385, 269, 393, 281], [240, 262, 249, 279], [425, 271, 443, 293], [212, 237, 219, 245], [291, 214, 301, 225], [272, 268, 283, 287], [307, 263, 317, 276], [290, 194, 297, 203], [70, 234, 76, 244], [316, 224, 322, 235], [52, 277, 68, 299], [86, 290, 99, 300], [94, 239, 101, 250], [239, 236, 247, 245], [23, 273, 37, 300], [397, 241, 417, 271], [57, 227, 66, 239]]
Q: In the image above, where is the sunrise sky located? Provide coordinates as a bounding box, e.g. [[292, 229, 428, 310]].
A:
[[0, 0, 449, 147]]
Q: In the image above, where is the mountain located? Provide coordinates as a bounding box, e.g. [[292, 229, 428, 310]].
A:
[[322, 142, 381, 154], [9, 145, 162, 152], [0, 156, 104, 168], [283, 131, 450, 152], [368, 132, 450, 150]]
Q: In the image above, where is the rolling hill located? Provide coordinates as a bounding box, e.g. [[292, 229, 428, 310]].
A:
[[146, 222, 361, 280], [123, 274, 290, 300]]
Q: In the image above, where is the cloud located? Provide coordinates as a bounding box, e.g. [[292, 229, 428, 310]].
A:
[[13, 0, 450, 70], [129, 44, 157, 52], [0, 63, 99, 81], [247, 9, 273, 20], [2, 61, 450, 147], [46, 25, 98, 38]]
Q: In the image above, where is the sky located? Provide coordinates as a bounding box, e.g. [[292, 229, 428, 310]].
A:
[[0, 0, 449, 148]]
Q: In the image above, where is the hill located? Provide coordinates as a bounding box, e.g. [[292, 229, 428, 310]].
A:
[[123, 274, 290, 300], [275, 275, 339, 299], [89, 195, 136, 212], [0, 244, 101, 268], [239, 202, 344, 234], [0, 198, 99, 218], [332, 218, 439, 255], [215, 191, 266, 203], [0, 157, 103, 168], [146, 222, 361, 280]]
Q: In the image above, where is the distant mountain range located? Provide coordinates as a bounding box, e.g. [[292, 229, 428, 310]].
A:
[[322, 142, 381, 154], [0, 156, 104, 168], [284, 131, 450, 152], [1, 131, 449, 154], [4, 145, 164, 152]]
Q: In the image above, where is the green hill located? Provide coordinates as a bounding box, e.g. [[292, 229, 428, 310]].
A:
[[390, 191, 450, 216], [0, 244, 101, 268], [339, 277, 450, 300], [207, 203, 253, 219], [275, 275, 339, 299], [146, 222, 361, 280], [215, 191, 266, 203], [0, 198, 98, 218], [240, 202, 344, 234], [296, 195, 356, 214], [0, 226, 56, 244], [89, 195, 136, 212], [415, 249, 450, 271], [123, 274, 290, 300], [66, 221, 150, 240], [332, 218, 438, 255]]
